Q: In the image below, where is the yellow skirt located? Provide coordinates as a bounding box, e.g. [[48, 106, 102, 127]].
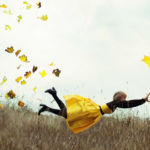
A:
[[63, 95, 102, 134]]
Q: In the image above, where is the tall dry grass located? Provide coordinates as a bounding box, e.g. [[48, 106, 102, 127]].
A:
[[0, 106, 150, 150]]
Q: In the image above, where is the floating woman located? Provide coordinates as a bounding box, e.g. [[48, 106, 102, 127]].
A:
[[38, 87, 150, 134]]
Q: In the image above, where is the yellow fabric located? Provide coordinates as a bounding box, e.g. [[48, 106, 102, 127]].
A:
[[64, 95, 103, 134], [101, 104, 112, 114]]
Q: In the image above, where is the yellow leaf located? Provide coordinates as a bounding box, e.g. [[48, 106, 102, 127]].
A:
[[5, 94, 9, 99], [24, 71, 31, 78], [3, 10, 12, 15], [49, 62, 54, 66], [52, 69, 61, 77], [142, 56, 150, 68], [5, 25, 11, 30], [0, 76, 7, 85], [0, 4, 7, 8], [23, 1, 28, 5], [17, 65, 21, 70], [21, 80, 26, 85], [6, 90, 16, 99], [18, 101, 24, 107], [0, 104, 3, 109], [39, 70, 47, 77], [33, 86, 37, 92], [15, 50, 21, 56], [19, 55, 29, 62], [23, 2, 31, 10], [36, 2, 41, 8], [39, 15, 48, 21], [26, 4, 32, 10], [15, 76, 22, 83], [17, 15, 22, 22]]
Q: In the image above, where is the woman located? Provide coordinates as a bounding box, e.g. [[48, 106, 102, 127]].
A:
[[38, 87, 150, 134]]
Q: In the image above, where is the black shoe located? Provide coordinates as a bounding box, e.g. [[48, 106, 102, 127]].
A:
[[45, 87, 57, 95], [38, 104, 48, 115]]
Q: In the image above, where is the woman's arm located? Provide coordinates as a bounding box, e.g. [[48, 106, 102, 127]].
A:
[[106, 98, 146, 112], [107, 93, 150, 112]]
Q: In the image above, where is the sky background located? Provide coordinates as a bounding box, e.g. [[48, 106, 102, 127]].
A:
[[0, 0, 150, 117]]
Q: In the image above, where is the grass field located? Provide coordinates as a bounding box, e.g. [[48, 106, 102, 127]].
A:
[[0, 106, 150, 150]]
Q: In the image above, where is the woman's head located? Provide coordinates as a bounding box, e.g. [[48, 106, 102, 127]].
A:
[[113, 91, 127, 101]]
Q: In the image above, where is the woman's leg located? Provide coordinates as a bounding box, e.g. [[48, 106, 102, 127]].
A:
[[45, 87, 67, 118], [38, 104, 66, 118]]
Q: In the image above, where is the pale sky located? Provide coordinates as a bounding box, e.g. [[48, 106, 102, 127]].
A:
[[0, 0, 150, 117]]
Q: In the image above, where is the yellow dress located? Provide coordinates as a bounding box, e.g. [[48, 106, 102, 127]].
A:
[[63, 95, 112, 134]]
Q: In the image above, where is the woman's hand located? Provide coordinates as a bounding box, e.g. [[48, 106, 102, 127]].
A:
[[145, 92, 150, 102]]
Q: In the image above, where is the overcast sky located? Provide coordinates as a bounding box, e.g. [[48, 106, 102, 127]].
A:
[[0, 0, 150, 116]]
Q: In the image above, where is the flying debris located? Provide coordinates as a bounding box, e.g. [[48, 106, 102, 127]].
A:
[[52, 69, 61, 77], [39, 70, 47, 77], [142, 56, 150, 68], [18, 101, 24, 107]]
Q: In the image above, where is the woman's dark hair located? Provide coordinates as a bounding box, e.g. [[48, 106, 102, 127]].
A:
[[113, 91, 127, 101]]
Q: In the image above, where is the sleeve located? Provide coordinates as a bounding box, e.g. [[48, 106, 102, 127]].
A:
[[106, 98, 146, 112]]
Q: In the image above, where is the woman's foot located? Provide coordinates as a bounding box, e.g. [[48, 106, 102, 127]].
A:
[[38, 104, 48, 115], [45, 87, 57, 95]]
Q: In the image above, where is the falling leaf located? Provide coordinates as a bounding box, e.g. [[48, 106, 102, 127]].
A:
[[6, 90, 16, 99], [3, 10, 12, 15], [5, 94, 9, 99], [17, 15, 22, 22], [49, 62, 54, 66], [33, 86, 37, 92], [0, 4, 7, 8], [19, 55, 29, 62], [36, 2, 41, 8], [0, 76, 7, 85], [15, 50, 21, 56], [23, 2, 32, 10], [32, 66, 38, 73], [21, 80, 26, 85], [5, 46, 14, 53], [18, 101, 24, 107], [17, 65, 21, 70], [24, 71, 31, 78], [26, 4, 32, 10], [23, 1, 28, 5], [0, 104, 3, 109], [15, 76, 22, 83], [5, 25, 11, 30], [39, 70, 47, 77], [52, 69, 61, 77], [39, 15, 48, 21], [142, 56, 150, 68]]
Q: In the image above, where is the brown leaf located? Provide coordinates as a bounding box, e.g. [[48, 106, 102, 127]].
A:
[[32, 66, 38, 73], [15, 50, 21, 56], [36, 2, 41, 8], [24, 71, 31, 78], [52, 69, 61, 77], [5, 46, 14, 53]]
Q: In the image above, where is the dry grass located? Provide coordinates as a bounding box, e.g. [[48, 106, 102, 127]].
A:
[[0, 106, 150, 150]]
